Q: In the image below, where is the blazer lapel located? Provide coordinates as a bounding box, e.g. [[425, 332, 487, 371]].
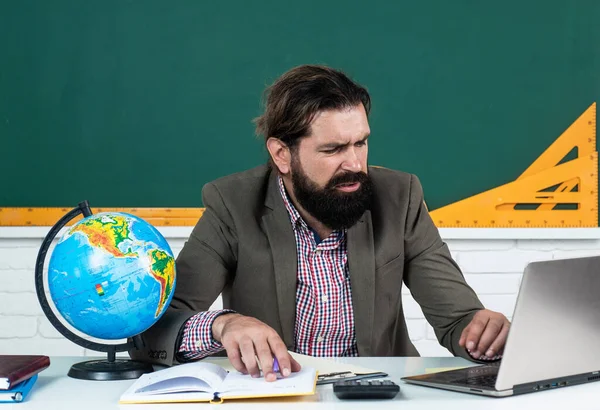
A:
[[262, 172, 298, 349], [347, 210, 375, 356]]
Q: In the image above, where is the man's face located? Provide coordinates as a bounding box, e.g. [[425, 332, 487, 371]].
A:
[[289, 104, 373, 230]]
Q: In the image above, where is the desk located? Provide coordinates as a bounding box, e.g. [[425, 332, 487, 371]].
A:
[[13, 356, 599, 410]]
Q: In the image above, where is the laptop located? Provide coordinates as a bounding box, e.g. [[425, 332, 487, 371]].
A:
[[401, 255, 600, 397]]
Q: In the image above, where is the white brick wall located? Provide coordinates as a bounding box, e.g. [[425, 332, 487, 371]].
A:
[[1, 227, 599, 358]]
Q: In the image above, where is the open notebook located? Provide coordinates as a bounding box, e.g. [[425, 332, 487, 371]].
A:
[[119, 361, 317, 404]]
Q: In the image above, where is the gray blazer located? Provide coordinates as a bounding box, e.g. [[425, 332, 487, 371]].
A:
[[130, 165, 484, 366]]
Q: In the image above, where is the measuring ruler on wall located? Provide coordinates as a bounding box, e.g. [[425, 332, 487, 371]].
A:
[[0, 207, 204, 226], [430, 103, 598, 228], [2, 104, 597, 228]]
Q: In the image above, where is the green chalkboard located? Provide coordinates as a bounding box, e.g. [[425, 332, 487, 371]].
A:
[[1, 0, 599, 210]]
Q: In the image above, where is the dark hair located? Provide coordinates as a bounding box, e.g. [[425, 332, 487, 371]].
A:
[[253, 65, 371, 148]]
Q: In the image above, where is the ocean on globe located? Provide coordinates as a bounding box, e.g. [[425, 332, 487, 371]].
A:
[[48, 212, 176, 340]]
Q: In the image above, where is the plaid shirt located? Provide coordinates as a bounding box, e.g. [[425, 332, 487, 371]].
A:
[[178, 176, 358, 359]]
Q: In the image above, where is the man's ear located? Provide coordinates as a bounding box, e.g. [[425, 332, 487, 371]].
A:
[[266, 137, 292, 174]]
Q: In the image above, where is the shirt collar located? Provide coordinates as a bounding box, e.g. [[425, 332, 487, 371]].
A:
[[277, 175, 304, 230]]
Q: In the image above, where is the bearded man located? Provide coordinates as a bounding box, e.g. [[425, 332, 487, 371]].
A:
[[131, 65, 510, 382]]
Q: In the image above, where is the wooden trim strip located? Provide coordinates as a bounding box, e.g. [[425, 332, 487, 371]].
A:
[[0, 208, 205, 226]]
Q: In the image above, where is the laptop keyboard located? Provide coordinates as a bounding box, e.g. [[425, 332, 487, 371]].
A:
[[455, 374, 498, 388], [452, 363, 501, 388]]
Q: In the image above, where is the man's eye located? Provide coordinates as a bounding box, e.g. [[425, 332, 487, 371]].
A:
[[355, 141, 367, 147], [323, 147, 340, 154]]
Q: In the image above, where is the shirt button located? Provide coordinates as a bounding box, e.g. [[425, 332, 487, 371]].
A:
[[317, 335, 324, 343], [196, 341, 202, 348], [322, 295, 328, 302]]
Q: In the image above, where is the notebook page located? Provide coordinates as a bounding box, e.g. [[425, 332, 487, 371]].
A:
[[218, 366, 317, 398], [119, 381, 213, 404], [134, 376, 212, 395], [130, 362, 227, 394]]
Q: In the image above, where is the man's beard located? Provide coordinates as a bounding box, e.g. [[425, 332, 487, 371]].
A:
[[290, 156, 373, 230]]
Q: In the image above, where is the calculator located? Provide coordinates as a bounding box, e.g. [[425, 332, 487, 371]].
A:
[[333, 379, 400, 400]]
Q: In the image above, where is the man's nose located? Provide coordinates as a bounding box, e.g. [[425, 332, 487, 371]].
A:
[[342, 148, 362, 172]]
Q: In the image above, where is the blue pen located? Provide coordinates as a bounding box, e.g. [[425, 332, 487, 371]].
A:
[[273, 357, 280, 373]]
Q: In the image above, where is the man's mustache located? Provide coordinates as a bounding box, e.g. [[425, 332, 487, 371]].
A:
[[326, 172, 369, 190]]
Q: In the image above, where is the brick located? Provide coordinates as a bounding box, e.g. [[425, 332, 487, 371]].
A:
[[0, 316, 38, 338], [463, 273, 522, 295], [170, 247, 183, 258], [478, 295, 517, 318], [413, 340, 453, 357], [0, 247, 39, 270], [169, 240, 186, 253], [405, 319, 426, 341], [168, 239, 187, 247], [517, 239, 600, 251], [426, 324, 438, 341], [0, 293, 42, 315], [447, 240, 515, 251], [0, 239, 42, 248], [38, 316, 67, 338], [552, 249, 600, 260], [458, 250, 552, 273], [402, 295, 425, 319], [209, 296, 223, 311], [0, 269, 36, 293], [0, 337, 84, 356]]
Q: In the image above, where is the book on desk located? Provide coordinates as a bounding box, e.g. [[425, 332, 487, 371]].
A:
[[0, 355, 50, 390], [119, 361, 318, 404], [119, 351, 387, 404], [0, 374, 38, 403]]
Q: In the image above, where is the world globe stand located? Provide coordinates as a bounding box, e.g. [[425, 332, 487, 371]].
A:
[[35, 200, 154, 381]]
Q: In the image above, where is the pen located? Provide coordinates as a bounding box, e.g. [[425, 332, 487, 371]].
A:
[[319, 371, 353, 378], [273, 357, 280, 373]]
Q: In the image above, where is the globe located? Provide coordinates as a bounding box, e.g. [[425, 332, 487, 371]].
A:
[[35, 201, 177, 381], [48, 212, 176, 340]]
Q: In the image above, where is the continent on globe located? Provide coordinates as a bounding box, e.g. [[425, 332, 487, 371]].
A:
[[70, 215, 138, 258], [148, 249, 175, 317]]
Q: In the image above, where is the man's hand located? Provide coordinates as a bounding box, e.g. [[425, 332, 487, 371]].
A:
[[212, 313, 301, 382], [459, 309, 510, 360]]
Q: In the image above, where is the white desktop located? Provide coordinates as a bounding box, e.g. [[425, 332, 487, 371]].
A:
[[14, 356, 600, 410]]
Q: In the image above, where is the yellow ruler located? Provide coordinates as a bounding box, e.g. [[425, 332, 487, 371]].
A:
[[0, 207, 204, 227], [430, 103, 598, 227]]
